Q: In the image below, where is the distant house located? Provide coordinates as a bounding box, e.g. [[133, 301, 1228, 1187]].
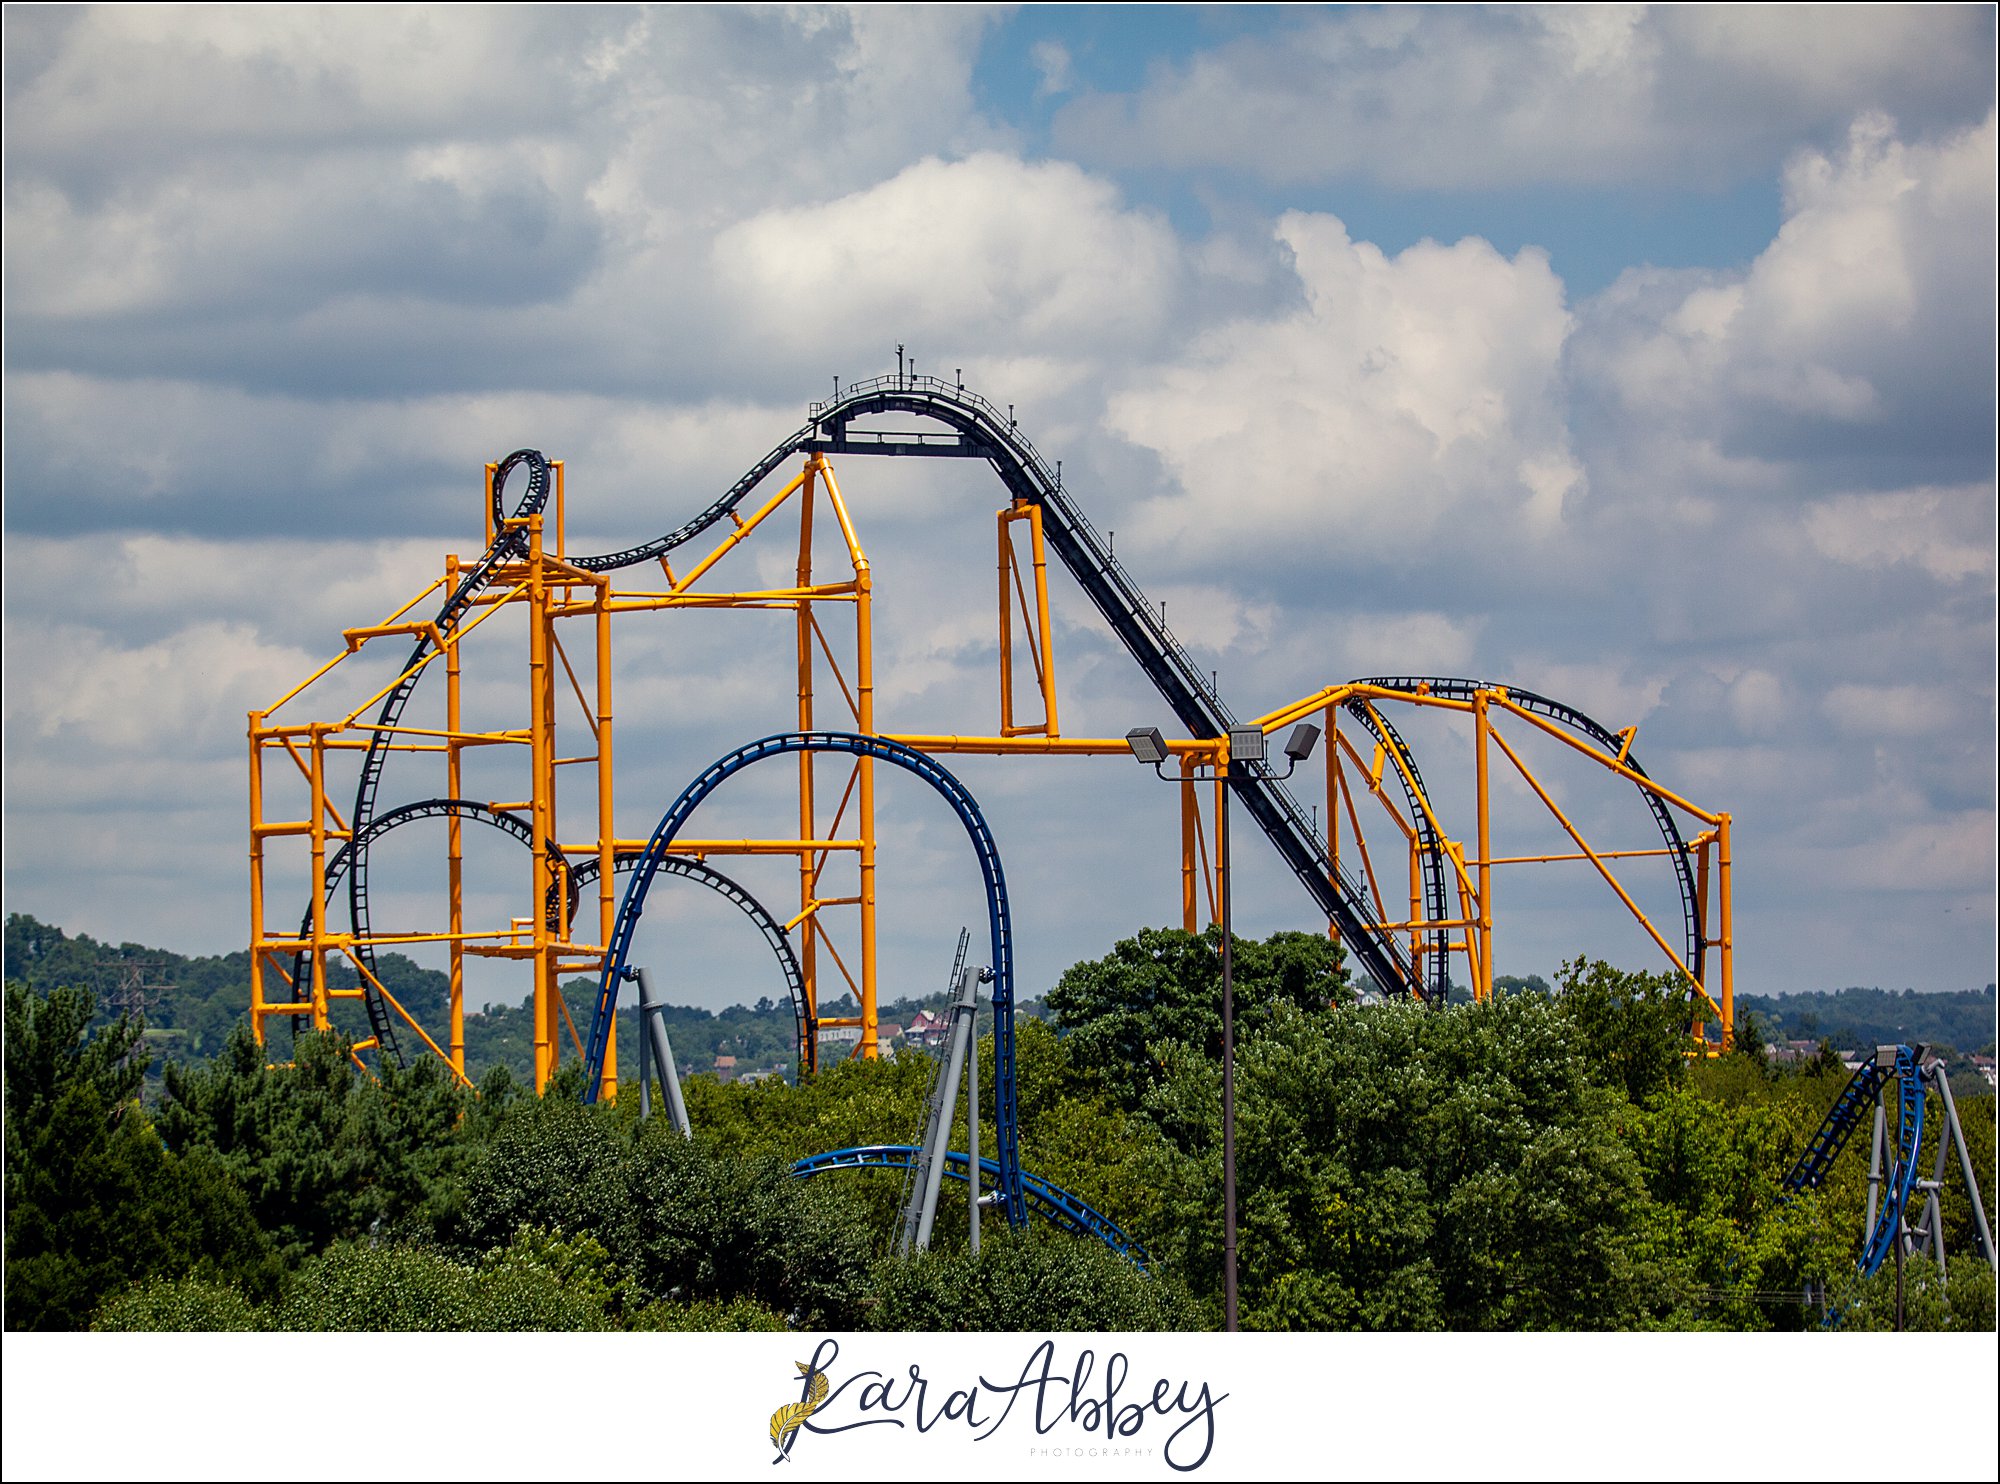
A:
[[905, 1009, 949, 1049], [713, 1054, 737, 1083], [1973, 1054, 1997, 1089]]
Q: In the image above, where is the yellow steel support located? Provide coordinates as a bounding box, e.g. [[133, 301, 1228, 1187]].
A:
[[307, 724, 330, 1031], [1717, 812, 1734, 1046], [527, 501, 557, 1090], [1473, 690, 1493, 1002], [997, 501, 1060, 737], [248, 709, 268, 1044], [249, 436, 1739, 1103], [594, 561, 617, 1101], [796, 460, 821, 1072], [821, 459, 880, 1060], [446, 552, 466, 1078], [1180, 753, 1200, 932]]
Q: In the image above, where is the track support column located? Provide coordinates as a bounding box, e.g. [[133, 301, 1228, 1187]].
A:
[[248, 711, 269, 1045], [795, 460, 819, 1072], [445, 552, 466, 1078], [527, 507, 557, 1091], [308, 723, 331, 1031], [1473, 689, 1492, 1002], [1180, 753, 1200, 932], [594, 565, 617, 1101], [1717, 812, 1734, 1048]]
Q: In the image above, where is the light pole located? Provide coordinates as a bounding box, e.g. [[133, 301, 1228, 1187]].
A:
[[1125, 720, 1320, 1332]]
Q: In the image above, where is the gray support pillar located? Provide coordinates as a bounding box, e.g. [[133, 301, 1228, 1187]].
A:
[[912, 967, 981, 1253], [635, 968, 691, 1139], [1933, 1064, 1997, 1271], [638, 994, 653, 1121], [969, 989, 981, 1258], [1865, 1100, 1887, 1239]]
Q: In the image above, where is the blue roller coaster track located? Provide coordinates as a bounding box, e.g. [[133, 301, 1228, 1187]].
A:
[[790, 1144, 1146, 1265], [1785, 1043, 1994, 1277], [325, 373, 1703, 1065], [304, 368, 1731, 1273], [320, 375, 1440, 1064], [579, 730, 1027, 1229]]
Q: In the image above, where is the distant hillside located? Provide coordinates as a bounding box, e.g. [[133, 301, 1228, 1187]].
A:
[[1735, 983, 1996, 1058], [3, 914, 1037, 1095], [14, 912, 1987, 1095]]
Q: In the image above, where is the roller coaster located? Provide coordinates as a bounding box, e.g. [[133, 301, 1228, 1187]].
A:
[[248, 364, 1738, 1246], [1784, 1043, 1995, 1280]]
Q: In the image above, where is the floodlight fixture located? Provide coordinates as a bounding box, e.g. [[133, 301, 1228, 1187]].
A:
[[1125, 727, 1169, 766], [1227, 725, 1267, 763], [1283, 722, 1322, 763]]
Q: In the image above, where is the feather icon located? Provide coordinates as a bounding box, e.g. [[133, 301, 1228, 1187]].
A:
[[770, 1360, 830, 1462]]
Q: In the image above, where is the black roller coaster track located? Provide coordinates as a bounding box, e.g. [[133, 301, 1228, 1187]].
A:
[[328, 452, 552, 1061], [335, 377, 1551, 1058], [555, 851, 812, 1071], [1335, 701, 1452, 1002], [1354, 677, 1704, 991], [291, 797, 553, 1053], [292, 795, 810, 1070]]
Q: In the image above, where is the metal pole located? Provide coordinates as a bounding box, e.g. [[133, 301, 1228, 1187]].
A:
[[913, 967, 980, 1252], [969, 988, 981, 1257], [1932, 1065, 1997, 1270], [638, 987, 652, 1122], [635, 969, 690, 1138], [1866, 1100, 1887, 1239], [1894, 1216, 1905, 1331], [1219, 760, 1239, 1334]]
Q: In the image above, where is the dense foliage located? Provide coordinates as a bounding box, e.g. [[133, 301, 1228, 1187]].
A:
[[6, 919, 1995, 1332]]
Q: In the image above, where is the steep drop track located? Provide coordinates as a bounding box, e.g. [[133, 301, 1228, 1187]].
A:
[[332, 377, 1640, 1057]]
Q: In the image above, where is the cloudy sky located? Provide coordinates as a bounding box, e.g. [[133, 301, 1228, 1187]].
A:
[[3, 4, 1994, 1016]]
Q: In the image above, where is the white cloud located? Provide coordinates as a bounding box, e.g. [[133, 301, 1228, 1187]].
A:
[[1031, 39, 1074, 100], [1107, 211, 1579, 559], [1804, 485, 1997, 583], [1576, 110, 1997, 473], [1051, 6, 1993, 188], [0, 8, 1992, 998], [712, 153, 1184, 358], [1821, 682, 1963, 739], [3, 618, 310, 761]]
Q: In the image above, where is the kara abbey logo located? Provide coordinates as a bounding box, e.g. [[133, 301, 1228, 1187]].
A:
[[768, 1337, 1227, 1470]]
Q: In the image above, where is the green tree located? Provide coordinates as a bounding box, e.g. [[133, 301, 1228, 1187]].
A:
[[275, 1242, 603, 1331], [5, 981, 277, 1329], [868, 1226, 1205, 1331], [1554, 957, 1701, 1105], [1047, 926, 1350, 1111], [158, 1025, 472, 1262], [91, 1277, 264, 1332], [617, 1125, 875, 1328]]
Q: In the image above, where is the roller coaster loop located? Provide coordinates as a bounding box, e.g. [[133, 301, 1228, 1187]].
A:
[[580, 730, 1026, 1228], [1784, 1044, 1996, 1278], [312, 450, 552, 1063], [1355, 678, 1703, 992], [791, 1145, 1145, 1266], [292, 797, 554, 1070], [556, 851, 812, 1076]]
